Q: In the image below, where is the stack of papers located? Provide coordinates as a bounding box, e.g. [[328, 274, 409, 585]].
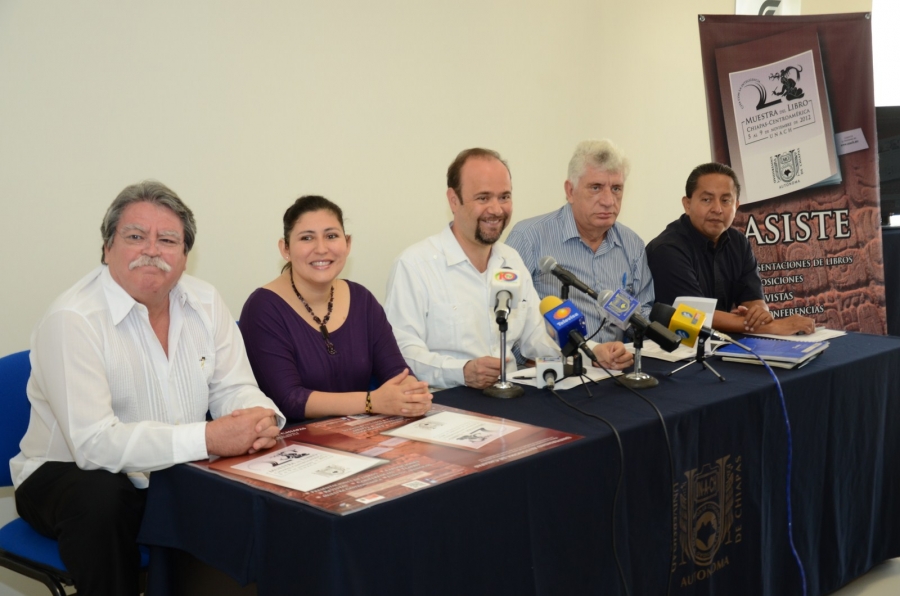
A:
[[747, 327, 845, 342], [716, 336, 830, 369]]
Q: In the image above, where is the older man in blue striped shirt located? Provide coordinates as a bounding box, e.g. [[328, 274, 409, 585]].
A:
[[507, 139, 654, 343]]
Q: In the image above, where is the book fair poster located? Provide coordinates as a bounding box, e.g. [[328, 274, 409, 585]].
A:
[[192, 404, 581, 515], [717, 26, 840, 205], [699, 13, 886, 333]]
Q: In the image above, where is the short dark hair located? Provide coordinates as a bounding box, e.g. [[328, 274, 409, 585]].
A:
[[446, 148, 510, 203], [281, 195, 346, 273], [100, 181, 196, 264], [685, 163, 741, 199]]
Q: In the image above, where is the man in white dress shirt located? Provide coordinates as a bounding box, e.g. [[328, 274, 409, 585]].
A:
[[9, 181, 285, 596], [384, 148, 632, 389]]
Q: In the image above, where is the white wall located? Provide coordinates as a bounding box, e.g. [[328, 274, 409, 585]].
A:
[[0, 1, 875, 593], [873, 0, 900, 105], [0, 0, 874, 357]]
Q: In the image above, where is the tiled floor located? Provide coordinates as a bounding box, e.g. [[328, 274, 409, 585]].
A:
[[830, 558, 900, 596], [2, 556, 899, 595]]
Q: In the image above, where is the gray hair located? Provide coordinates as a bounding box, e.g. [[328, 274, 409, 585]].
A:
[[566, 139, 630, 186], [100, 180, 197, 264]]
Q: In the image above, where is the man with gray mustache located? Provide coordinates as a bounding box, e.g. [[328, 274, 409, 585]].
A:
[[9, 181, 285, 596], [129, 253, 172, 271]]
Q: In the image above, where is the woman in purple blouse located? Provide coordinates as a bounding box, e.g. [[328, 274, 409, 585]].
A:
[[240, 195, 432, 421]]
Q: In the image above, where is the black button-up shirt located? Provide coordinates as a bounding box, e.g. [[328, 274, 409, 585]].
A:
[[646, 214, 763, 310]]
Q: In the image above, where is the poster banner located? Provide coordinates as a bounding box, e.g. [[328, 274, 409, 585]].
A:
[[699, 13, 886, 334], [716, 26, 840, 204]]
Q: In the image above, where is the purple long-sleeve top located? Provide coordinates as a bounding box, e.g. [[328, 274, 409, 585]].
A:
[[239, 281, 409, 421]]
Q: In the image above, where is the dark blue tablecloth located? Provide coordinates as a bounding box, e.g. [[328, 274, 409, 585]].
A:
[[139, 333, 900, 596], [883, 226, 900, 336]]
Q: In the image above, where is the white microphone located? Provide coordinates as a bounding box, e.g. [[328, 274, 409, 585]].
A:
[[490, 269, 523, 326], [536, 356, 564, 389]]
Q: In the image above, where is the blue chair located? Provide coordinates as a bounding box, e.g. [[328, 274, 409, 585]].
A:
[[0, 350, 149, 595]]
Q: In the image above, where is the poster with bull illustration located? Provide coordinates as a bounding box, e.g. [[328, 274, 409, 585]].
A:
[[699, 13, 885, 333]]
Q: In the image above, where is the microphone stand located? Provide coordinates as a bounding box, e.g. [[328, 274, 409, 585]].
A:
[[620, 326, 658, 388], [557, 341, 592, 397], [484, 313, 525, 399], [564, 350, 585, 380], [667, 334, 725, 382]]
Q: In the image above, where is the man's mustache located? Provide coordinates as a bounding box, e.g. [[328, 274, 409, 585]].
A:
[[128, 255, 172, 272]]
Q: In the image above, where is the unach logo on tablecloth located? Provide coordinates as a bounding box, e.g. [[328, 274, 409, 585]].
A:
[[673, 454, 743, 587]]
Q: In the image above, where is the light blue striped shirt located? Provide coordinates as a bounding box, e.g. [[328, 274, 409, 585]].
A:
[[506, 203, 655, 342]]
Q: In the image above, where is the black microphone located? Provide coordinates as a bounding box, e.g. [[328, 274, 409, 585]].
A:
[[597, 289, 682, 352], [538, 256, 599, 299], [569, 330, 600, 365]]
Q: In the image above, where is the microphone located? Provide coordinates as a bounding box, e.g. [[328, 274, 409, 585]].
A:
[[538, 256, 599, 299], [597, 289, 682, 352], [649, 303, 732, 346], [490, 269, 523, 326], [536, 356, 564, 389], [539, 296, 599, 364]]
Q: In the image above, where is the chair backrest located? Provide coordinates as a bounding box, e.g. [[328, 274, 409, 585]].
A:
[[0, 350, 32, 487]]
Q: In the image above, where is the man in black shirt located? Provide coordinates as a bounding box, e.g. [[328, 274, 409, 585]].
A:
[[646, 163, 815, 335]]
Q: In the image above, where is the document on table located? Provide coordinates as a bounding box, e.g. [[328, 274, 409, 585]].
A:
[[229, 444, 386, 492], [196, 404, 582, 515], [382, 411, 520, 450], [629, 339, 727, 363], [747, 327, 845, 342]]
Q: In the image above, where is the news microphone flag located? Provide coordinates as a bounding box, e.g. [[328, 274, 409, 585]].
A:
[[599, 289, 641, 330], [650, 302, 730, 346], [539, 296, 588, 351], [490, 269, 523, 312], [667, 304, 706, 348], [538, 295, 564, 315]]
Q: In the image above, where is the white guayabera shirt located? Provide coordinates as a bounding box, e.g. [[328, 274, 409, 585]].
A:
[[11, 265, 284, 489]]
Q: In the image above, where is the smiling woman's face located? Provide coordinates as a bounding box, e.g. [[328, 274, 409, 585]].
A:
[[280, 209, 351, 287]]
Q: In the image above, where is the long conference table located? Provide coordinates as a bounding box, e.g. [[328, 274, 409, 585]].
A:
[[883, 226, 900, 336], [138, 332, 900, 595]]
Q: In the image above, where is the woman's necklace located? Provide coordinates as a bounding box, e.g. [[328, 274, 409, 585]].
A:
[[290, 275, 337, 355]]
